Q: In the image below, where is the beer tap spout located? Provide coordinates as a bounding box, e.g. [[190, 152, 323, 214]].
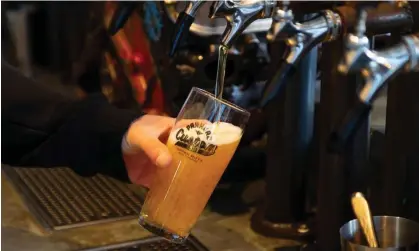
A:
[[329, 33, 419, 153], [260, 9, 342, 107], [209, 0, 276, 49], [169, 0, 205, 57]]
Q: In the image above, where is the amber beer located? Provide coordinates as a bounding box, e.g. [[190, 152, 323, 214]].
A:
[[139, 88, 250, 243]]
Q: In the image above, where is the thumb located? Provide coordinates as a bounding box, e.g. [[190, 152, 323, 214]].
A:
[[123, 134, 172, 168]]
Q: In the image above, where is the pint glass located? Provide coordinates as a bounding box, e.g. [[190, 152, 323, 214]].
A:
[[139, 87, 250, 243]]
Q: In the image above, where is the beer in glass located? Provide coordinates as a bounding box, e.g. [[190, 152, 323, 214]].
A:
[[139, 87, 250, 243]]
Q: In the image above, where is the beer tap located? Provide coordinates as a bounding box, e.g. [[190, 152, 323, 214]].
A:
[[259, 2, 413, 108], [208, 0, 276, 49], [169, 0, 205, 57], [329, 12, 419, 152], [266, 1, 292, 42], [260, 5, 342, 107]]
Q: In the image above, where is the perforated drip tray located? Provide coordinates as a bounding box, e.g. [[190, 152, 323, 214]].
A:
[[2, 166, 144, 230], [79, 236, 209, 251]]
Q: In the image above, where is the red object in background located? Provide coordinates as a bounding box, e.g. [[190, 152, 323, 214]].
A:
[[104, 2, 166, 115]]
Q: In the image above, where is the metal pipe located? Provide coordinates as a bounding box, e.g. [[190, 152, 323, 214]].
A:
[[317, 38, 361, 251], [251, 45, 318, 240], [250, 9, 322, 238]]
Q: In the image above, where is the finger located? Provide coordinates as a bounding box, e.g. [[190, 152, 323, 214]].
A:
[[134, 166, 155, 188], [158, 126, 172, 144], [144, 116, 176, 136], [145, 115, 175, 127], [123, 153, 155, 187], [128, 134, 172, 169]]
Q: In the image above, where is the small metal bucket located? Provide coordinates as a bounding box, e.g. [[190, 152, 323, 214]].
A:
[[340, 216, 419, 250]]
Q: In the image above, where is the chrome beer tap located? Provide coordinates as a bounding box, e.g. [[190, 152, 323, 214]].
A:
[[169, 0, 205, 57], [208, 0, 276, 49], [266, 0, 293, 42], [260, 6, 342, 107], [337, 10, 371, 76], [329, 9, 419, 152]]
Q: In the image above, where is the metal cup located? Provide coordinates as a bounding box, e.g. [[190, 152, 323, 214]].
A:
[[340, 216, 419, 250]]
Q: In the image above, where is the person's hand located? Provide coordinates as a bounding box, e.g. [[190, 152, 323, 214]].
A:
[[122, 115, 175, 187]]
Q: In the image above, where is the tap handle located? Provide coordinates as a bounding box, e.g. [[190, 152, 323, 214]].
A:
[[260, 59, 297, 107], [354, 8, 368, 38], [327, 99, 372, 153], [169, 11, 196, 57], [108, 2, 138, 36]]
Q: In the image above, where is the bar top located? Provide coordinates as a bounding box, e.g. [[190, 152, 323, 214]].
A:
[[2, 168, 299, 251], [1, 172, 152, 251]]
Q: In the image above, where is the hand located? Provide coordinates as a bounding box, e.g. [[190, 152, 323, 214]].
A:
[[122, 115, 175, 187]]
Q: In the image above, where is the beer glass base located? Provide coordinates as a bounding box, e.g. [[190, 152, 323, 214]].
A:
[[138, 215, 189, 244]]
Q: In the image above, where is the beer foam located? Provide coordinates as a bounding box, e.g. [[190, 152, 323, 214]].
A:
[[209, 122, 243, 145], [169, 121, 242, 146]]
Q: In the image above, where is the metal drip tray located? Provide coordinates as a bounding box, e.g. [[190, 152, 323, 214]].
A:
[[2, 166, 144, 230], [80, 236, 209, 251]]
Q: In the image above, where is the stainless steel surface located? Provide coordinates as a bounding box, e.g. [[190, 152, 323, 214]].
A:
[[259, 10, 341, 106], [340, 216, 419, 250], [276, 10, 341, 65], [402, 34, 419, 72], [79, 235, 209, 251], [338, 9, 370, 75], [164, 1, 272, 37], [351, 192, 379, 248], [209, 0, 276, 48], [356, 42, 410, 104], [185, 0, 206, 17], [2, 166, 144, 231], [339, 32, 415, 104], [266, 1, 291, 42]]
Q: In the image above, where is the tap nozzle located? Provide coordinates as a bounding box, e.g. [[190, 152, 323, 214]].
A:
[[169, 0, 205, 57], [209, 0, 276, 49]]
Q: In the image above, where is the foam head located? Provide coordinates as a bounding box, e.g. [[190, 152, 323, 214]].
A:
[[169, 120, 243, 147]]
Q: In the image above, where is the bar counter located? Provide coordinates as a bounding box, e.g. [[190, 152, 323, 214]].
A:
[[2, 170, 151, 251], [1, 168, 297, 251]]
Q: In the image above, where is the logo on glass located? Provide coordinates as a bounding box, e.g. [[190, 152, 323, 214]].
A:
[[174, 122, 218, 156]]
